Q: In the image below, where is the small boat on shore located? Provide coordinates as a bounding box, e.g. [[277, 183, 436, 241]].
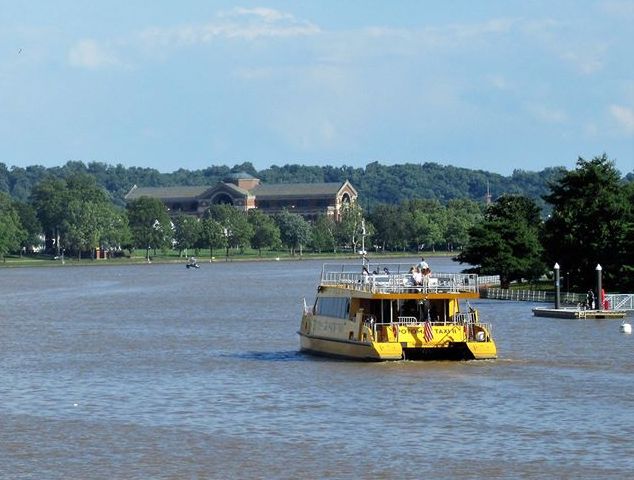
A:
[[298, 262, 497, 361]]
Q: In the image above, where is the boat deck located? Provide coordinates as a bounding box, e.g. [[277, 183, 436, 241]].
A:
[[320, 263, 479, 295]]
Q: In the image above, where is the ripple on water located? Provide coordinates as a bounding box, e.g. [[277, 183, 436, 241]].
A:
[[1, 261, 633, 478]]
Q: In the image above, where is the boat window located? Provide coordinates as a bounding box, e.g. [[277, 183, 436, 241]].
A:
[[315, 297, 350, 319]]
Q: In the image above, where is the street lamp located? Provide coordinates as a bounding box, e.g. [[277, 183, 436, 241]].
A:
[[596, 264, 602, 311], [554, 263, 560, 309], [223, 227, 232, 262]]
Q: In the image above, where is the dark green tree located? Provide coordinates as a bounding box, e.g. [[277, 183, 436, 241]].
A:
[[445, 199, 484, 251], [199, 217, 225, 260], [12, 201, 42, 254], [406, 199, 446, 252], [311, 215, 337, 253], [275, 210, 312, 256], [204, 204, 254, 255], [336, 203, 372, 253], [542, 155, 631, 290], [368, 204, 408, 251], [0, 193, 25, 261], [456, 195, 546, 286], [173, 214, 202, 256], [31, 177, 68, 254], [622, 181, 634, 289], [248, 210, 281, 255], [126, 197, 172, 260]]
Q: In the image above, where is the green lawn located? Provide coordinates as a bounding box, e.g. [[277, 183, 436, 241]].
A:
[[1, 249, 453, 267]]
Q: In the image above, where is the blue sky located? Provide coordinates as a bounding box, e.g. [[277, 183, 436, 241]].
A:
[[1, 1, 632, 176]]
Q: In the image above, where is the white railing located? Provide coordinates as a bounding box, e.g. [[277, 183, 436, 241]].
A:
[[320, 263, 479, 294], [482, 289, 633, 310], [478, 275, 501, 286], [606, 294, 634, 311]]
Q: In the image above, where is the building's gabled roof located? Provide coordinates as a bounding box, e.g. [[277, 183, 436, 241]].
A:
[[251, 182, 345, 199], [125, 185, 210, 201], [213, 182, 250, 197], [125, 180, 354, 203]]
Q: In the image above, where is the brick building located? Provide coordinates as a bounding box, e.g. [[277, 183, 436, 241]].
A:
[[124, 173, 358, 221]]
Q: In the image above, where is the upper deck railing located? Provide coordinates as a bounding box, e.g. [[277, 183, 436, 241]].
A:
[[320, 263, 479, 294]]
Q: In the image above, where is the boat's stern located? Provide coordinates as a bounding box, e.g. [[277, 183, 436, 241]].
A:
[[465, 338, 497, 359]]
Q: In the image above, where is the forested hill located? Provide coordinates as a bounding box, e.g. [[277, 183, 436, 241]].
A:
[[0, 159, 598, 210]]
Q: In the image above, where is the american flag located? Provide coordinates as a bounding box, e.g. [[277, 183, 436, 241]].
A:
[[424, 320, 434, 342]]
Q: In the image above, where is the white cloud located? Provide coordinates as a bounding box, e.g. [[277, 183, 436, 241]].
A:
[[68, 8, 320, 68], [225, 7, 296, 23], [600, 0, 634, 18], [486, 74, 510, 90], [560, 49, 605, 75], [138, 8, 320, 48], [68, 39, 119, 69], [527, 104, 568, 124], [609, 104, 634, 134]]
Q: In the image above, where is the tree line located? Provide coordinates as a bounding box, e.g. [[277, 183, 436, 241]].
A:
[[0, 171, 487, 262], [0, 154, 631, 291], [2, 159, 597, 210], [456, 155, 633, 291]]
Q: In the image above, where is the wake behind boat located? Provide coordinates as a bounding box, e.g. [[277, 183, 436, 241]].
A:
[[299, 262, 497, 361]]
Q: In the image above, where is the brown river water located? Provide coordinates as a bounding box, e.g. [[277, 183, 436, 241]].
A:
[[1, 257, 632, 479]]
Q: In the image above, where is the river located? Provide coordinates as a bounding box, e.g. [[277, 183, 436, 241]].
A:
[[1, 257, 632, 479]]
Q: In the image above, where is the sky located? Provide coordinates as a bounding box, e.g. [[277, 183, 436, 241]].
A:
[[1, 1, 633, 176]]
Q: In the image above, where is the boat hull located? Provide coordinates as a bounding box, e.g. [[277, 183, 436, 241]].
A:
[[299, 332, 496, 361], [298, 332, 402, 361]]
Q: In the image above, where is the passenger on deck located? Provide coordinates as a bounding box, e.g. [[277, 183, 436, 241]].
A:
[[422, 266, 432, 291], [412, 267, 423, 286], [362, 266, 370, 284]]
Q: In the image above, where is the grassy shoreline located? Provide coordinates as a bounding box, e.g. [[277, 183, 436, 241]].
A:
[[0, 250, 455, 268]]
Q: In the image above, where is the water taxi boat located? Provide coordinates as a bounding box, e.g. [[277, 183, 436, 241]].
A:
[[299, 262, 497, 361]]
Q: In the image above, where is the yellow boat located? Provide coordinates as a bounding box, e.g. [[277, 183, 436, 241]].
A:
[[299, 262, 497, 361]]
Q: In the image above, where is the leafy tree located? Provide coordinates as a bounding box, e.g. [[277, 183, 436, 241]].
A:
[[64, 199, 127, 259], [311, 215, 337, 253], [622, 181, 634, 289], [275, 210, 312, 256], [456, 195, 546, 286], [336, 203, 371, 253], [406, 199, 446, 251], [368, 204, 408, 251], [248, 210, 281, 255], [173, 214, 202, 256], [199, 217, 226, 260], [445, 199, 484, 251], [542, 155, 631, 289], [100, 207, 130, 253], [12, 201, 42, 253], [204, 204, 254, 254], [0, 193, 25, 261], [31, 177, 68, 254], [126, 197, 172, 260]]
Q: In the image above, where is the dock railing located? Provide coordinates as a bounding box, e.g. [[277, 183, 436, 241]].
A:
[[482, 289, 633, 311], [607, 294, 634, 311], [320, 263, 479, 294]]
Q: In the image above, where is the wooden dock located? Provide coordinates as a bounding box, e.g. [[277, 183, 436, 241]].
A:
[[532, 307, 627, 319]]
